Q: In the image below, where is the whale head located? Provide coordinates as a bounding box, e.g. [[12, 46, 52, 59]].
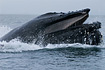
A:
[[0, 8, 92, 45], [38, 8, 90, 34]]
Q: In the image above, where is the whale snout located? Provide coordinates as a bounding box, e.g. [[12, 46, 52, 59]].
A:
[[83, 8, 90, 13]]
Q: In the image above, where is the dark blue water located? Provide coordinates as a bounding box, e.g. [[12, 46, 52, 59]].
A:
[[0, 15, 105, 70]]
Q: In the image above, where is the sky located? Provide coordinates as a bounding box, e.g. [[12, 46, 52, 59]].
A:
[[0, 0, 105, 15]]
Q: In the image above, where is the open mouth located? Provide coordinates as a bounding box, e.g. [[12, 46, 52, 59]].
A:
[[43, 8, 102, 45]]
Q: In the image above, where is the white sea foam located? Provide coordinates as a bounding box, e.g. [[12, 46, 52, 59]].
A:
[[0, 40, 42, 52], [0, 39, 104, 53]]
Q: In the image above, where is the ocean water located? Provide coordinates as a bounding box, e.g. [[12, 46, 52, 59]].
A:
[[0, 14, 105, 70]]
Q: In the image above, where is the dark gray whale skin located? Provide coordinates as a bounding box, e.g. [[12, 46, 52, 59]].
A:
[[0, 8, 102, 46]]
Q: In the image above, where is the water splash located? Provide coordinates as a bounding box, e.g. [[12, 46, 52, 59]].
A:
[[0, 26, 12, 37], [0, 39, 42, 52]]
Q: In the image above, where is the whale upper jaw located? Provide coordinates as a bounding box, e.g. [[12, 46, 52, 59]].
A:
[[44, 8, 90, 34]]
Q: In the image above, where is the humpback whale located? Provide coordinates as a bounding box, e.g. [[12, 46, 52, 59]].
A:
[[0, 8, 102, 46]]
